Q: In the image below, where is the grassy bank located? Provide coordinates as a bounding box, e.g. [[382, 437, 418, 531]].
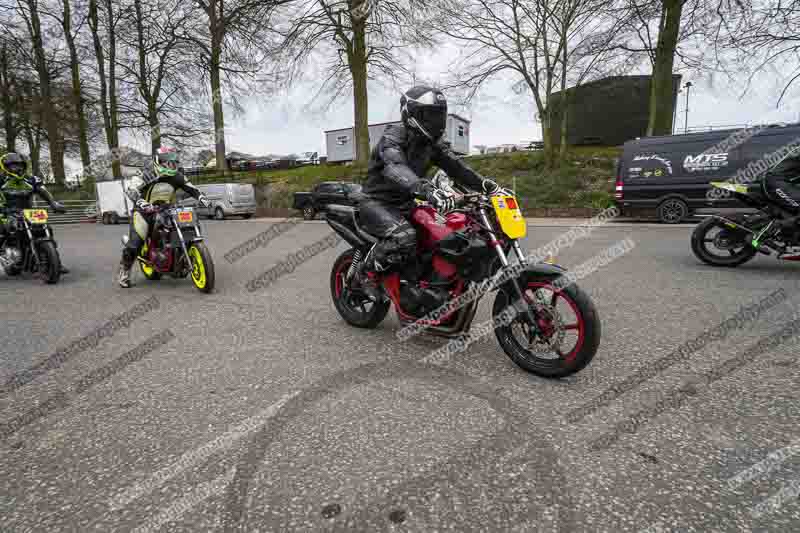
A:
[[68, 146, 621, 209]]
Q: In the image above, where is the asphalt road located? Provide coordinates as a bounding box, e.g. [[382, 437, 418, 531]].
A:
[[1, 218, 799, 532]]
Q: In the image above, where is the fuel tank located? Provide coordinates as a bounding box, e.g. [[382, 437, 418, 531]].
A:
[[411, 205, 468, 250]]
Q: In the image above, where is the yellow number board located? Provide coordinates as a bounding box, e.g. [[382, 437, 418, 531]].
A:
[[177, 210, 194, 224], [491, 195, 526, 239], [23, 209, 49, 224]]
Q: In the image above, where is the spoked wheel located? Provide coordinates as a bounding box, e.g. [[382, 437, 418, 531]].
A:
[[35, 241, 61, 284], [330, 249, 390, 329], [493, 280, 600, 378], [188, 242, 215, 293], [691, 217, 757, 267]]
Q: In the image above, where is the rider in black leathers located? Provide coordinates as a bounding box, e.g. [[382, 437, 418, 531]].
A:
[[116, 148, 208, 288], [0, 152, 69, 274], [356, 86, 501, 298], [763, 145, 800, 212]]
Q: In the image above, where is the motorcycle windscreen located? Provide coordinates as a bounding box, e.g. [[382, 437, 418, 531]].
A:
[[491, 196, 526, 239]]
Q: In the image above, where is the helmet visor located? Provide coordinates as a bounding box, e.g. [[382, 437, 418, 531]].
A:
[[418, 107, 447, 139]]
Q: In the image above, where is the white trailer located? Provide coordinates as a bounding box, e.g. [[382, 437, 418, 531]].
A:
[[96, 180, 133, 224]]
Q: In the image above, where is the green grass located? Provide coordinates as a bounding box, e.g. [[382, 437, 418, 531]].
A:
[[64, 146, 621, 209], [241, 147, 621, 209]]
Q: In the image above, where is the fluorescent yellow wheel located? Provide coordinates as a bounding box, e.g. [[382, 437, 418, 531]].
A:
[[188, 242, 215, 293]]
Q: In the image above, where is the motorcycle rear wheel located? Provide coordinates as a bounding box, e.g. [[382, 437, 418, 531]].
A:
[[691, 217, 757, 267], [493, 278, 600, 378], [330, 249, 390, 329], [139, 243, 162, 280]]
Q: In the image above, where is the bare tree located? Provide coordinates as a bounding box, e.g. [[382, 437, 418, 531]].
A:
[[16, 0, 67, 183], [116, 0, 211, 157], [724, 0, 800, 106], [88, 0, 123, 178], [191, 0, 288, 171], [436, 0, 625, 166], [278, 0, 433, 165]]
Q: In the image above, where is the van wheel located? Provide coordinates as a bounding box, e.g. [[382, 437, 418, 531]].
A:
[[110, 212, 119, 225], [102, 213, 110, 225], [303, 206, 316, 220], [658, 198, 689, 224], [214, 207, 225, 220]]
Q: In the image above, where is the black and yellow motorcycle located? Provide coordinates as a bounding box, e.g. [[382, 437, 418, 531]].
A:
[[0, 207, 63, 284], [122, 204, 215, 292]]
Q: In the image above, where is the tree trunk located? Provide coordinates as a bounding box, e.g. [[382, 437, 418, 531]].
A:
[[89, 0, 122, 178], [149, 107, 161, 157], [208, 3, 227, 172], [106, 0, 121, 178], [25, 125, 41, 177], [25, 0, 66, 183], [647, 0, 683, 136], [62, 0, 92, 175], [0, 47, 16, 151], [350, 16, 370, 166], [559, 93, 569, 161], [540, 109, 556, 168]]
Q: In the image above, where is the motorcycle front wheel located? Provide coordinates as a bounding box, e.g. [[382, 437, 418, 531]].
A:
[[36, 241, 61, 284], [188, 242, 215, 293], [493, 278, 601, 378]]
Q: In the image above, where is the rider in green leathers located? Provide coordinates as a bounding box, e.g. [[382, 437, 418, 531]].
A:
[[0, 152, 69, 274]]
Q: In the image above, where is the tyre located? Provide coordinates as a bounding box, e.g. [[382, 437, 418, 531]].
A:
[[330, 249, 390, 328], [35, 241, 61, 284], [242, 214, 253, 219], [139, 242, 162, 280], [657, 198, 689, 224], [691, 217, 757, 267], [214, 207, 225, 220], [102, 213, 110, 225], [188, 242, 215, 293], [110, 212, 120, 225], [493, 278, 601, 378], [303, 206, 316, 221]]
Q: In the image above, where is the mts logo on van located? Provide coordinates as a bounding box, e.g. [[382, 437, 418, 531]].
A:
[[683, 153, 729, 171]]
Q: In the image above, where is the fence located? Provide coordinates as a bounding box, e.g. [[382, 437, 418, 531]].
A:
[[31, 199, 97, 225]]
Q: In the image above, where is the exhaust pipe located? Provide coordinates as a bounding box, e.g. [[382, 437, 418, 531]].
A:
[[327, 219, 367, 248]]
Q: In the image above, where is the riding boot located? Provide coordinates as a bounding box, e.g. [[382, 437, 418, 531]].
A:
[[117, 249, 136, 288]]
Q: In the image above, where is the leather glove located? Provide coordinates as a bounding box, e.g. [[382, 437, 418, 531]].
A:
[[482, 177, 502, 195], [135, 199, 155, 213], [197, 195, 210, 208], [51, 202, 67, 214], [421, 182, 455, 212]]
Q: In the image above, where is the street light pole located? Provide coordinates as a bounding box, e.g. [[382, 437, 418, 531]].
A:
[[684, 81, 693, 134], [673, 88, 681, 135]]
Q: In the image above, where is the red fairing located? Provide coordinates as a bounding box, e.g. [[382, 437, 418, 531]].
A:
[[433, 255, 457, 278], [411, 206, 468, 249]]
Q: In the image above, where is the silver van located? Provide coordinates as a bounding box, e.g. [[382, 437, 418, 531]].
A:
[[178, 183, 257, 220]]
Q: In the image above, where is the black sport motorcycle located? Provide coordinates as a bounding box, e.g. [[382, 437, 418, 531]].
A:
[[691, 180, 800, 266], [0, 207, 63, 283]]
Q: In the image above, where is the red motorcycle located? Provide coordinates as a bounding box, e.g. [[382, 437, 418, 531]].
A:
[[325, 176, 601, 378]]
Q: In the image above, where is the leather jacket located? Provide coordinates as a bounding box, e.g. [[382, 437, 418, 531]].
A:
[[363, 124, 484, 209]]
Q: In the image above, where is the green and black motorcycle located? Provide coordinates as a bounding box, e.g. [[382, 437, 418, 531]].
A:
[[691, 181, 800, 267]]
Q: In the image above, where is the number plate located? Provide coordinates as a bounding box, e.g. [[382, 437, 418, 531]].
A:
[[23, 209, 48, 224], [176, 209, 194, 224], [491, 195, 526, 239]]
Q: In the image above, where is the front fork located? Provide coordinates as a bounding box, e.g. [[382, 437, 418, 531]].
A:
[[478, 208, 539, 330]]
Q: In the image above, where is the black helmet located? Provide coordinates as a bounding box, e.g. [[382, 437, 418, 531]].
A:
[[0, 152, 28, 178], [401, 86, 448, 141]]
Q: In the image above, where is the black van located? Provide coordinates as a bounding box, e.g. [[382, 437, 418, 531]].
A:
[[615, 123, 800, 223]]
